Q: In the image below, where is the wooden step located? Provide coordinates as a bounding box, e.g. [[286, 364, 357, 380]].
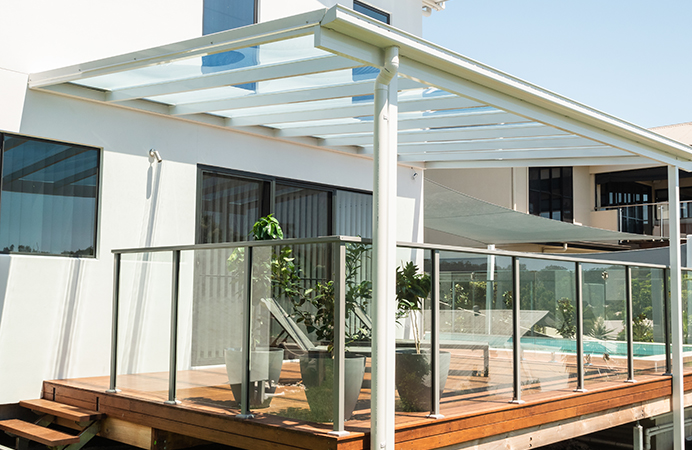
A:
[[0, 419, 80, 446], [20, 399, 103, 422]]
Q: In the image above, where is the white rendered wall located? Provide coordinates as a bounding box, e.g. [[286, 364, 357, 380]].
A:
[[0, 87, 423, 403]]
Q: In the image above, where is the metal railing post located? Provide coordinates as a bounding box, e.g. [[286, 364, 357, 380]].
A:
[[664, 268, 672, 376], [165, 250, 181, 404], [575, 262, 586, 392], [331, 241, 348, 436], [237, 246, 255, 419], [511, 257, 524, 404], [106, 253, 121, 394], [625, 266, 636, 383], [429, 250, 443, 419]]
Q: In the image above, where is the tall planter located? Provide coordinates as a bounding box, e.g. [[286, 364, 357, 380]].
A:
[[225, 347, 284, 408], [299, 351, 365, 422], [395, 349, 451, 412]]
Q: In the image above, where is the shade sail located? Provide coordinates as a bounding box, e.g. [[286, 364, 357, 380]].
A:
[[28, 6, 692, 172], [424, 179, 652, 245]]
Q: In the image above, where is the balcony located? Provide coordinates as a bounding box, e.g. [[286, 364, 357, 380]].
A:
[[46, 237, 692, 449], [598, 201, 692, 237]]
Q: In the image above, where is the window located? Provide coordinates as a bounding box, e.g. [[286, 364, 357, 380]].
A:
[[529, 167, 573, 222], [197, 166, 372, 243], [353, 1, 390, 23], [202, 0, 257, 88], [0, 134, 100, 256]]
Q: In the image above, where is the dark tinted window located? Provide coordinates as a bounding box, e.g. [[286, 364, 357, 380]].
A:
[[0, 134, 100, 256], [353, 1, 390, 23], [528, 167, 573, 223]]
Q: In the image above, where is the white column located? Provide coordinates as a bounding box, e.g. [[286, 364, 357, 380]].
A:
[[668, 165, 684, 450], [372, 46, 399, 450]]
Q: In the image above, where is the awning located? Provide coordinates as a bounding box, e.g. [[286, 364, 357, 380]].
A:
[[425, 179, 652, 245], [27, 6, 692, 172]]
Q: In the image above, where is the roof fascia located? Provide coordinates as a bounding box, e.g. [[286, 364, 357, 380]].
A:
[[319, 5, 692, 169], [29, 9, 328, 88]]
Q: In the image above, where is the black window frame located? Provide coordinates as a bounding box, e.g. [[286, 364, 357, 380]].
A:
[[0, 132, 101, 258], [353, 0, 391, 24], [528, 166, 573, 223], [196, 165, 372, 244]]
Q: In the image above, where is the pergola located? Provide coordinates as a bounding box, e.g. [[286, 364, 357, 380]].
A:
[[29, 6, 692, 449]]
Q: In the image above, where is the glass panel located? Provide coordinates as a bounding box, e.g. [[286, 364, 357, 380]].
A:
[[582, 264, 628, 386], [198, 172, 267, 244], [0, 135, 99, 256], [259, 242, 334, 422], [395, 248, 432, 419], [73, 35, 331, 92], [274, 183, 329, 239], [176, 247, 246, 409], [345, 242, 372, 424], [334, 190, 373, 239], [116, 252, 172, 402], [435, 251, 515, 416], [683, 270, 692, 372], [518, 258, 576, 399], [631, 267, 667, 376]]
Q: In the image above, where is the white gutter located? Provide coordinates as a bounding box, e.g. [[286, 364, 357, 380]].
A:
[[371, 45, 399, 450]]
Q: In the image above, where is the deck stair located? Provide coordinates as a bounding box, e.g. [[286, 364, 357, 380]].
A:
[[0, 399, 103, 450]]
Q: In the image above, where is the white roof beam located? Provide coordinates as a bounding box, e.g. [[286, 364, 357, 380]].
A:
[[280, 109, 527, 138], [390, 135, 599, 154], [107, 55, 361, 102], [399, 146, 621, 162], [171, 77, 421, 116], [228, 95, 481, 127], [323, 122, 568, 147], [425, 156, 647, 169]]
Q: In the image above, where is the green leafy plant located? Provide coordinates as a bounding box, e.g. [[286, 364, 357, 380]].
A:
[[556, 298, 576, 339], [396, 261, 432, 354], [251, 214, 283, 240], [293, 243, 372, 355]]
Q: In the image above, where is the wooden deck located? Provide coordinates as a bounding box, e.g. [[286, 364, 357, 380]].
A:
[[38, 349, 692, 450]]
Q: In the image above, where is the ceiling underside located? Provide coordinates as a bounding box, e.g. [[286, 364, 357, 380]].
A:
[[28, 6, 692, 172]]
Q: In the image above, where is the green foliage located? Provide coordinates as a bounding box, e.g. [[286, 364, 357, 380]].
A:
[[396, 261, 432, 354], [292, 242, 372, 355], [556, 298, 576, 339], [617, 313, 654, 342], [251, 214, 283, 241], [586, 317, 614, 341]]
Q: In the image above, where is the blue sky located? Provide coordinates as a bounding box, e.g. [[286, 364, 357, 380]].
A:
[[422, 1, 691, 129]]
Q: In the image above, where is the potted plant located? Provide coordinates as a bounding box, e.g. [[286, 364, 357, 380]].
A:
[[224, 214, 287, 408], [292, 242, 372, 422], [395, 261, 451, 412]]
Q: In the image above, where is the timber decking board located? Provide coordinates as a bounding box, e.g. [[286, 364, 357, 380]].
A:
[[40, 370, 692, 450], [0, 419, 80, 446], [20, 399, 103, 422]]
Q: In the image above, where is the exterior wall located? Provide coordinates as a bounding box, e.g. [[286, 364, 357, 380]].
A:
[[572, 166, 592, 226], [425, 167, 529, 212]]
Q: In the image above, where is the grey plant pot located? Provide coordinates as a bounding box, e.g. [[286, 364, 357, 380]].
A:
[[299, 351, 365, 422], [395, 349, 451, 412], [225, 347, 284, 408]]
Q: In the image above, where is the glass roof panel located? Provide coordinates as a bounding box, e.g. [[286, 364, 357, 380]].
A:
[[72, 35, 329, 91]]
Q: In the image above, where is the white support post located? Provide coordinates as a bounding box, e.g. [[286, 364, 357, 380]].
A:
[[372, 46, 399, 450], [668, 165, 684, 450]]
